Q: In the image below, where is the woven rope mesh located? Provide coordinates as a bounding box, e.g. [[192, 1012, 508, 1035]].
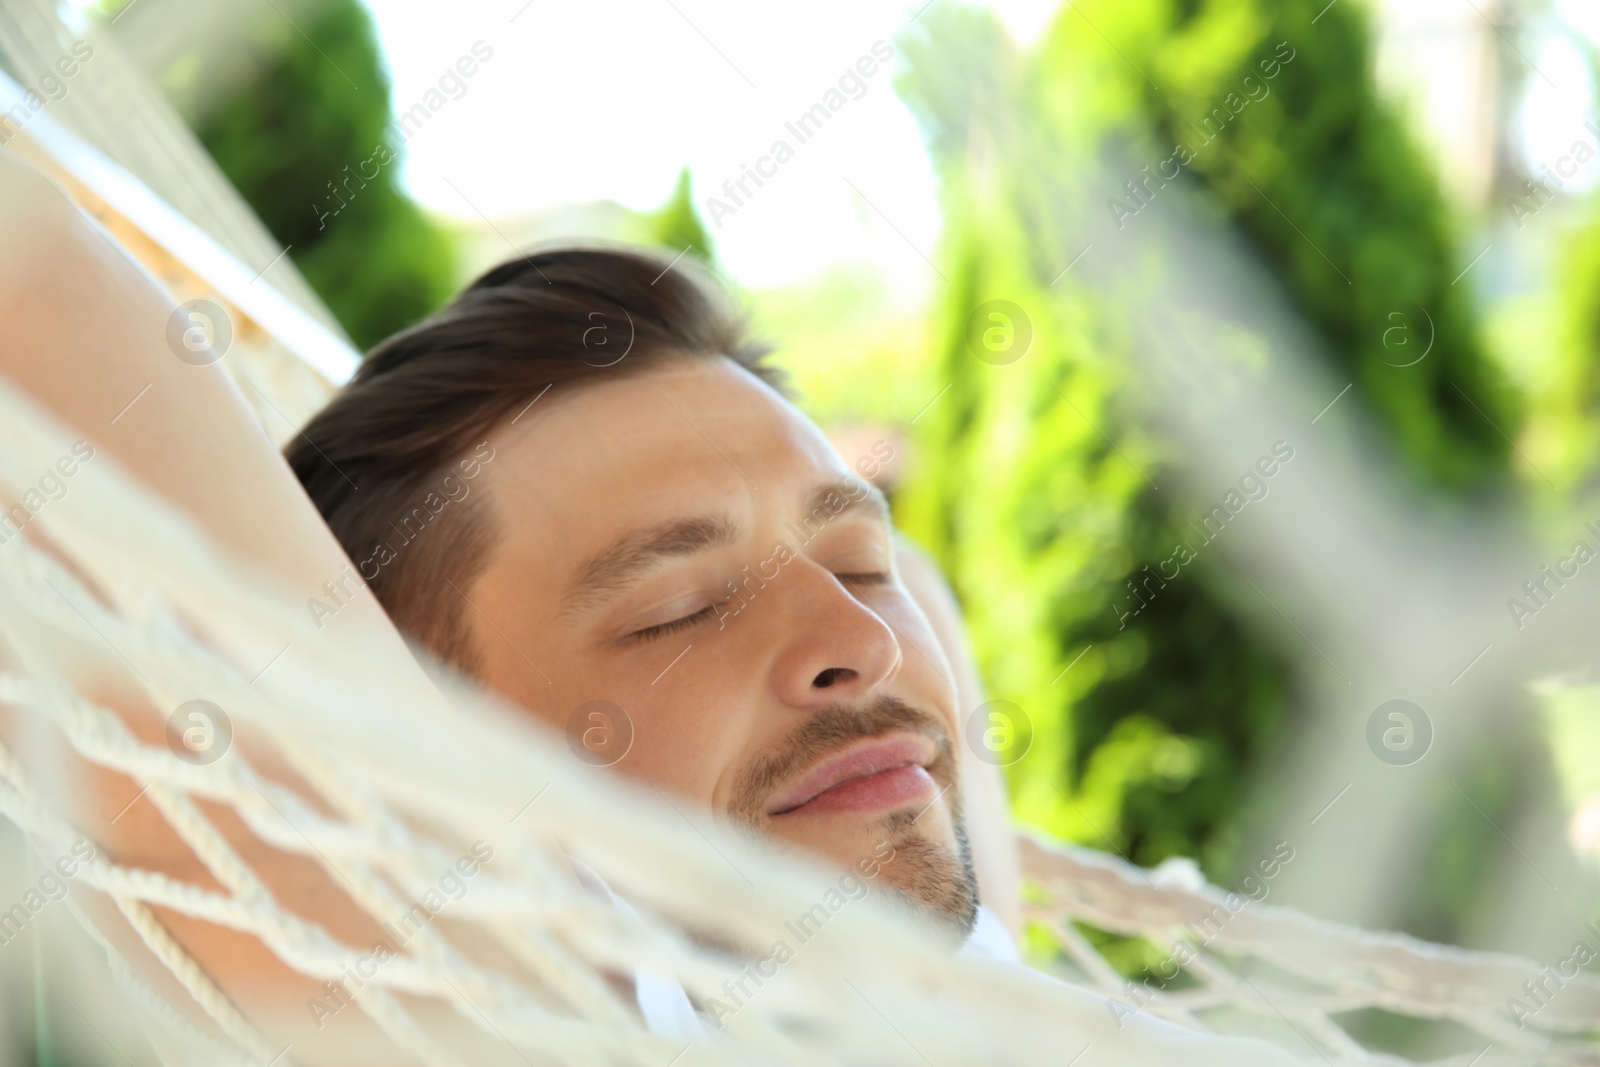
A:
[[0, 2, 1597, 1064], [0, 374, 1056, 1066], [0, 318, 1596, 1065]]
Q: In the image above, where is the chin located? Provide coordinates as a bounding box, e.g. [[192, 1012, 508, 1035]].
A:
[[871, 807, 980, 939], [776, 801, 980, 940]]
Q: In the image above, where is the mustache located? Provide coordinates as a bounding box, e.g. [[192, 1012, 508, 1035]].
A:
[[728, 694, 955, 827]]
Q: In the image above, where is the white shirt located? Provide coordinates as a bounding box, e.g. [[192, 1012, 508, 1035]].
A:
[[569, 863, 1302, 1064], [632, 899, 1024, 1037]]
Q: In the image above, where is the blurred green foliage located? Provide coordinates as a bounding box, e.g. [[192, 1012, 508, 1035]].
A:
[[648, 167, 717, 264], [1136, 1, 1520, 493], [1492, 194, 1600, 496], [179, 0, 1583, 972], [890, 0, 1521, 897], [195, 0, 455, 349]]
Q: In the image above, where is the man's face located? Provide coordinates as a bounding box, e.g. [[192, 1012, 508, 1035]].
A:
[[465, 356, 975, 931]]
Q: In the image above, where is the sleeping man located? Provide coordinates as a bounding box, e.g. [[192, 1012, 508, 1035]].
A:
[[281, 247, 1295, 1061], [286, 248, 1000, 948]]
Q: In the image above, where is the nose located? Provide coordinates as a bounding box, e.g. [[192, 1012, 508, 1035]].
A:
[[769, 560, 902, 710]]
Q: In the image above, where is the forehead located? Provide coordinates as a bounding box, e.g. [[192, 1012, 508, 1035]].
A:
[[476, 357, 850, 578]]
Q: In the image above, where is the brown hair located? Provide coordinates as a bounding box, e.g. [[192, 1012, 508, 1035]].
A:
[[287, 245, 780, 670]]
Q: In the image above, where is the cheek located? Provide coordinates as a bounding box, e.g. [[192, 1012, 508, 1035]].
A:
[[591, 643, 762, 812], [879, 592, 958, 712], [616, 704, 719, 796]]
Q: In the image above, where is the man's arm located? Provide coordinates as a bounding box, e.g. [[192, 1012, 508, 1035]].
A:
[[0, 152, 381, 605], [0, 151, 450, 1011], [894, 533, 1022, 936]]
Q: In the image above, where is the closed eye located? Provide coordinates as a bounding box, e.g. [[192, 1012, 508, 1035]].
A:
[[629, 603, 719, 642], [837, 571, 892, 587], [629, 571, 888, 641]]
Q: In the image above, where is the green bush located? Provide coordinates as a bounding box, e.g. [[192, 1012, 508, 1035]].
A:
[[195, 0, 455, 349], [893, 0, 1518, 891]]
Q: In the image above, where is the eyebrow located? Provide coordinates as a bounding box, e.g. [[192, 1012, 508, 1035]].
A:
[[800, 479, 892, 526], [564, 515, 738, 617]]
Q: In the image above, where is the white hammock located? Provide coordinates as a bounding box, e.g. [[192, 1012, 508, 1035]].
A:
[[0, 367, 1594, 1064], [0, 7, 1596, 1064], [0, 338, 1307, 1067]]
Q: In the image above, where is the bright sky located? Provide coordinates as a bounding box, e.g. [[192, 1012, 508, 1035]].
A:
[[1516, 22, 1600, 198], [362, 0, 986, 292], [362, 0, 1600, 292]]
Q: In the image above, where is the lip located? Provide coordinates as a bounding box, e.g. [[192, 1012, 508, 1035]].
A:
[[766, 733, 938, 818]]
